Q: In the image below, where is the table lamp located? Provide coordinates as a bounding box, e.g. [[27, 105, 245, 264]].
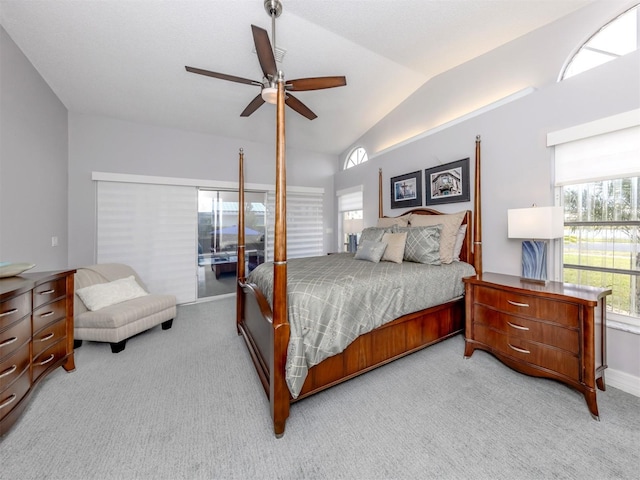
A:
[[343, 218, 364, 253], [507, 206, 564, 284]]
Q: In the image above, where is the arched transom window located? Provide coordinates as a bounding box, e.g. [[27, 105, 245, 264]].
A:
[[344, 147, 368, 170], [561, 4, 639, 80]]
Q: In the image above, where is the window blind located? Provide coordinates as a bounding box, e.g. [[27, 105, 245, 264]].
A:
[[337, 185, 363, 212], [265, 191, 323, 260], [554, 126, 640, 185], [96, 182, 197, 304]]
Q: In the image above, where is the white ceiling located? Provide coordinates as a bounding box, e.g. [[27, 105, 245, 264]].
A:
[[0, 0, 594, 155]]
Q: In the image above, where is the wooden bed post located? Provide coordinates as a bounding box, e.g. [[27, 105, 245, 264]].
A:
[[378, 168, 383, 218], [473, 135, 483, 274], [236, 148, 245, 333], [271, 72, 291, 437]]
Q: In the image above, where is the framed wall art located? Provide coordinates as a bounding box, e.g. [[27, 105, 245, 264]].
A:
[[424, 158, 470, 206], [390, 170, 422, 209]]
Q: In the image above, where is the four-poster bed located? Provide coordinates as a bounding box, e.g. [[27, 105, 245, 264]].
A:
[[236, 76, 483, 437]]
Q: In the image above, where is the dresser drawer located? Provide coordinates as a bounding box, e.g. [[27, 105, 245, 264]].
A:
[[0, 292, 31, 329], [474, 323, 579, 380], [33, 278, 67, 308], [0, 368, 30, 420], [0, 342, 30, 391], [475, 285, 579, 328], [33, 340, 66, 382], [473, 304, 579, 354], [0, 317, 31, 361], [32, 318, 66, 359], [33, 298, 67, 333]]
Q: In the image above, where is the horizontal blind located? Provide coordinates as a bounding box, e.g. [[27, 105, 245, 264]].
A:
[[337, 186, 363, 212], [554, 126, 640, 186], [97, 182, 197, 304], [265, 191, 323, 261]]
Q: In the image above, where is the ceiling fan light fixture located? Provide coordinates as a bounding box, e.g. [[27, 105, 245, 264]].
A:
[[261, 86, 278, 104]]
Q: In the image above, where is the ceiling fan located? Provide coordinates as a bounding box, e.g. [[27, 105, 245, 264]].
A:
[[185, 0, 346, 120]]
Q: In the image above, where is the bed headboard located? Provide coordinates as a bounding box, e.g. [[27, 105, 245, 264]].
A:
[[378, 136, 482, 272]]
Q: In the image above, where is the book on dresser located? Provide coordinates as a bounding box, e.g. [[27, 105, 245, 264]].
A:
[[463, 272, 611, 419], [0, 269, 76, 436]]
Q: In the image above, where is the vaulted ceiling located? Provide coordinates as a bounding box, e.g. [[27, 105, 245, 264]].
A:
[[0, 0, 595, 155]]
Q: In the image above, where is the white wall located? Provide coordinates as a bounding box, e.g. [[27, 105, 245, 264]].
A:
[[335, 0, 640, 387], [0, 26, 69, 271], [67, 113, 337, 267]]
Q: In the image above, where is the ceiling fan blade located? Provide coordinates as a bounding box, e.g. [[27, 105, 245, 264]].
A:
[[251, 25, 277, 79], [285, 93, 317, 120], [240, 94, 266, 117], [185, 66, 262, 87], [287, 76, 347, 91]]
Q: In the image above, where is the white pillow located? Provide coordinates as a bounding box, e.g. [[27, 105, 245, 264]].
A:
[[76, 275, 149, 311], [381, 231, 407, 264]]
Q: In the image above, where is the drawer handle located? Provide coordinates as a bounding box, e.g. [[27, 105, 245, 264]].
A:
[[0, 364, 17, 379], [508, 343, 530, 354], [0, 336, 18, 348], [39, 354, 55, 366], [40, 332, 55, 342], [0, 308, 18, 318], [0, 393, 17, 410], [507, 321, 529, 331], [38, 289, 56, 295], [39, 311, 55, 318], [507, 300, 530, 308]]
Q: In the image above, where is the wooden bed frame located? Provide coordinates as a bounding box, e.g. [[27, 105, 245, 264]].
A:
[[235, 78, 482, 437]]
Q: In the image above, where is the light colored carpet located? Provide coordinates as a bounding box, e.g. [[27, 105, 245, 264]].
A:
[[1, 298, 638, 479]]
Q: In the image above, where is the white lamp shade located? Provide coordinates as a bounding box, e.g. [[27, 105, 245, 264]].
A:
[[343, 218, 364, 235], [507, 206, 564, 240]]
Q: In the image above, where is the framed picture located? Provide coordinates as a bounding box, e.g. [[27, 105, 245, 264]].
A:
[[390, 170, 422, 209], [424, 158, 470, 206]]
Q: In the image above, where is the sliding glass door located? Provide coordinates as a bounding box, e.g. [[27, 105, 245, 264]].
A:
[[197, 189, 266, 299]]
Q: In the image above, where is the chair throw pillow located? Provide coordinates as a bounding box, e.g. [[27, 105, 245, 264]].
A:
[[354, 240, 387, 263], [76, 275, 149, 312]]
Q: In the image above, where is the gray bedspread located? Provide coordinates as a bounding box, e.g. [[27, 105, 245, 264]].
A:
[[247, 253, 476, 398]]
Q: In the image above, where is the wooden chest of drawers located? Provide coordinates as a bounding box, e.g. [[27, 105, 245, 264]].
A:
[[463, 272, 611, 419], [0, 270, 75, 436]]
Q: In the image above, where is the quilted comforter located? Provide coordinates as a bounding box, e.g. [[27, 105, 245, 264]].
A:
[[247, 253, 475, 397]]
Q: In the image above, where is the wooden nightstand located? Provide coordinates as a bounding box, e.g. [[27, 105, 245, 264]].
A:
[[463, 272, 611, 419]]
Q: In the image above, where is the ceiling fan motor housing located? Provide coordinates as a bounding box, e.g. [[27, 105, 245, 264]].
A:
[[264, 0, 282, 18]]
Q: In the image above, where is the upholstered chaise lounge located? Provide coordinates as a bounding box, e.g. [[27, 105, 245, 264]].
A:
[[73, 263, 176, 353]]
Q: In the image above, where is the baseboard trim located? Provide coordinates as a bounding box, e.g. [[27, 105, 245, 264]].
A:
[[606, 368, 640, 397]]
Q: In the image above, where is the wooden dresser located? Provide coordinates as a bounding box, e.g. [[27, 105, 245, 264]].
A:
[[0, 270, 76, 436], [463, 272, 611, 419]]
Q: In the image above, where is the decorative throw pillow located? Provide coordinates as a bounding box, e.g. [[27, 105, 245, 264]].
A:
[[354, 240, 387, 263], [358, 227, 387, 247], [394, 225, 442, 265], [453, 224, 468, 261], [381, 231, 407, 264], [377, 214, 411, 229], [76, 275, 149, 312], [409, 211, 466, 264]]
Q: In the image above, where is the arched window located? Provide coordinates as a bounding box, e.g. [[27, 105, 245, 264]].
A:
[[560, 4, 639, 80], [344, 147, 368, 170]]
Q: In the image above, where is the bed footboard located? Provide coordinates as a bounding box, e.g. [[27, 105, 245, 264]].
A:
[[237, 281, 290, 437]]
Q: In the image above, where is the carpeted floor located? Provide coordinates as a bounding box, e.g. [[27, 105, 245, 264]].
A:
[[1, 298, 638, 479]]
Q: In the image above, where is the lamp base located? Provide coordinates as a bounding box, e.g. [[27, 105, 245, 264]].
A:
[[521, 240, 548, 283]]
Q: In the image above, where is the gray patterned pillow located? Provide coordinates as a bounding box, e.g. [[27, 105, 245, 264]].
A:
[[358, 227, 388, 247], [394, 225, 442, 265], [354, 240, 387, 263]]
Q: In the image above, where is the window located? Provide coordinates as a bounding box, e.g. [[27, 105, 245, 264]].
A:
[[550, 113, 640, 327], [344, 147, 368, 170], [265, 191, 324, 260], [337, 186, 363, 252], [561, 4, 639, 80]]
